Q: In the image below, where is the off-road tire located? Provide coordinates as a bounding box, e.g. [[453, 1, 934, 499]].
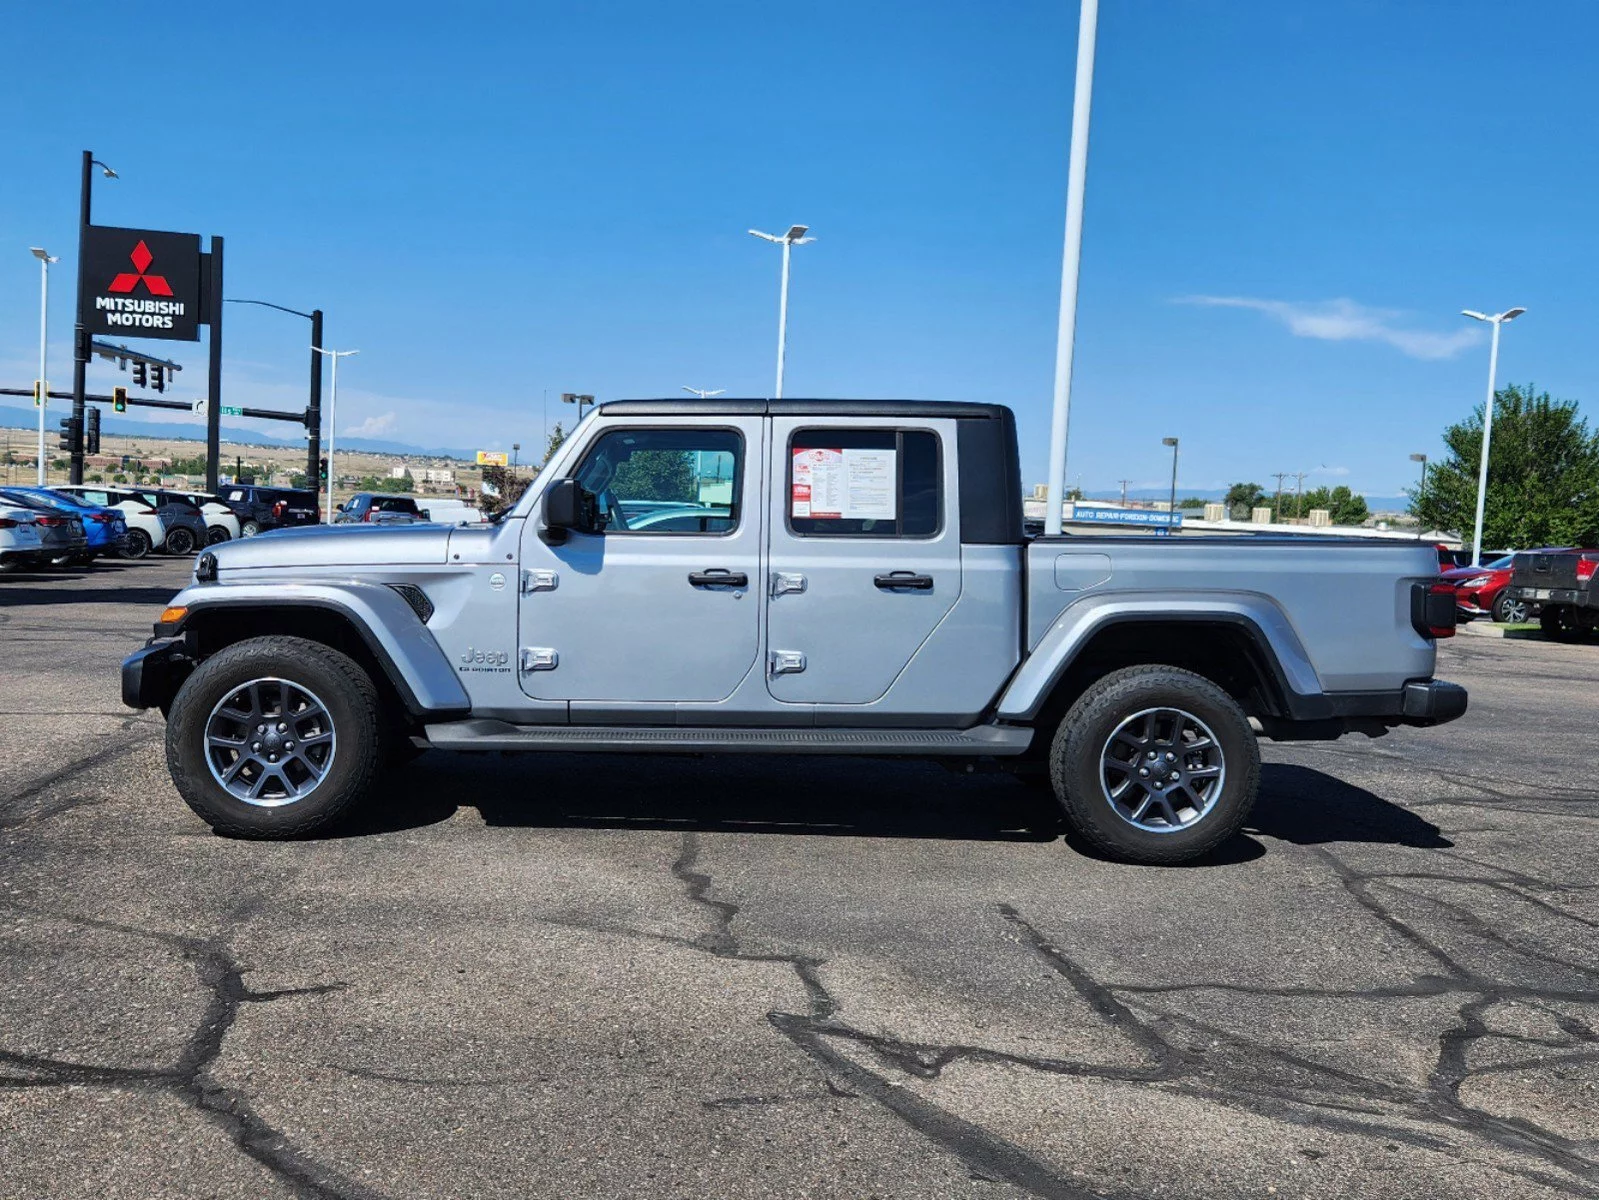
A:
[[164, 526, 198, 556], [1541, 605, 1582, 642], [165, 635, 384, 838], [1050, 664, 1260, 865], [241, 520, 262, 538], [206, 525, 231, 545], [123, 528, 153, 559]]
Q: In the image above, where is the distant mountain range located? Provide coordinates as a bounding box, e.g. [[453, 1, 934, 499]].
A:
[[0, 407, 477, 462]]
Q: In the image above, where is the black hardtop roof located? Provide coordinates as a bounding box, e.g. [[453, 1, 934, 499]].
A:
[[598, 398, 1012, 420]]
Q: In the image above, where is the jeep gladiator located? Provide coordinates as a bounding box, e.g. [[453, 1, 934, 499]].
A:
[[123, 399, 1467, 864]]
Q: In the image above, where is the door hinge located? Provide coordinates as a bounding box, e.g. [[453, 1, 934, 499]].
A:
[[520, 647, 559, 672], [768, 649, 807, 677], [770, 572, 807, 597], [521, 569, 559, 594]]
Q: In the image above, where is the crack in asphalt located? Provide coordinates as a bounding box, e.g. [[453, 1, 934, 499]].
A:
[[0, 910, 380, 1200], [664, 831, 1599, 1200]]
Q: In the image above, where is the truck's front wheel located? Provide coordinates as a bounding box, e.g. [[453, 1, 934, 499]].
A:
[[165, 636, 383, 838], [1049, 665, 1260, 865]]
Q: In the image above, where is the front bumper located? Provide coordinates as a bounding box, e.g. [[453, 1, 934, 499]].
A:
[[121, 636, 192, 711]]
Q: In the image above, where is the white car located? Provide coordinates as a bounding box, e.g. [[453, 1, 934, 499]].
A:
[[0, 503, 44, 573], [418, 498, 486, 524], [54, 485, 168, 559], [176, 492, 242, 544]]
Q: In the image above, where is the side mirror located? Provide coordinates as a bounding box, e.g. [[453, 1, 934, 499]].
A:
[[541, 479, 597, 543]]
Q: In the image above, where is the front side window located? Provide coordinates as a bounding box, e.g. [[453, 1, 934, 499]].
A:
[[788, 428, 941, 537], [573, 428, 742, 535]]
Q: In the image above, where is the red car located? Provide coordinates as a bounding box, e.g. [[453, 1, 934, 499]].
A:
[[1443, 550, 1565, 623]]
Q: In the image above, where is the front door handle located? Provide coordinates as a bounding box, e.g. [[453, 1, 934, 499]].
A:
[[874, 571, 934, 591], [689, 569, 748, 588]]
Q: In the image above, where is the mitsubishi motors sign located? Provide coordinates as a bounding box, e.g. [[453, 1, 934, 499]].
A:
[[81, 225, 202, 341]]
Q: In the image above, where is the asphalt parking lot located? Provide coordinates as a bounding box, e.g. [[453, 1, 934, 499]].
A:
[[3, 557, 1597, 1200]]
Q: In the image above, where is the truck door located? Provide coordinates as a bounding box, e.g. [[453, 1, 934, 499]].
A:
[[518, 418, 764, 704], [765, 416, 961, 705]]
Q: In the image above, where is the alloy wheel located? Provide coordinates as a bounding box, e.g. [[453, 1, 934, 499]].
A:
[[203, 677, 337, 807], [1098, 706, 1226, 833]]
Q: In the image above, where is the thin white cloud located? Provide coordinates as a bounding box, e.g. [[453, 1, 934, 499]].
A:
[[342, 412, 396, 438], [1175, 295, 1482, 361]]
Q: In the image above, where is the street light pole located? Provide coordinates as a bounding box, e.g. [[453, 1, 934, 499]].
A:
[[1409, 452, 1428, 541], [311, 347, 359, 522], [748, 226, 815, 399], [1162, 437, 1179, 530], [1460, 307, 1526, 567], [30, 248, 59, 486], [1044, 0, 1100, 536]]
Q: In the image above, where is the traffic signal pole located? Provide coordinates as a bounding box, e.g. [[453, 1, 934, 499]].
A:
[[308, 309, 323, 488], [70, 151, 92, 485]]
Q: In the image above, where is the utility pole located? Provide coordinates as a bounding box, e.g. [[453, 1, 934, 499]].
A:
[[1271, 471, 1289, 520], [1292, 471, 1310, 519], [1117, 479, 1131, 506]]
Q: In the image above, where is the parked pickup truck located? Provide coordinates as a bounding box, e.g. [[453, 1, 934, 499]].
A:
[[123, 399, 1466, 863], [1504, 548, 1599, 640]]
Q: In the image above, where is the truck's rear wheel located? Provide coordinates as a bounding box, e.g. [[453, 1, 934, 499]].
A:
[[1049, 665, 1260, 865], [1540, 605, 1582, 642], [165, 635, 383, 838]]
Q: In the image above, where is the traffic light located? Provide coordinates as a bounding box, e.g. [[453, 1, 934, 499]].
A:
[[58, 416, 81, 453], [85, 407, 101, 456], [318, 456, 329, 483], [151, 364, 166, 392], [33, 380, 44, 407], [133, 361, 147, 388], [113, 386, 128, 413]]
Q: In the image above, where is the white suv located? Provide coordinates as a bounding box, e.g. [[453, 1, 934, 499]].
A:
[[55, 485, 168, 559], [175, 492, 242, 544], [0, 502, 44, 573]]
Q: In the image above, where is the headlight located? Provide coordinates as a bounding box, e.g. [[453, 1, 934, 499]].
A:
[[1458, 575, 1492, 589]]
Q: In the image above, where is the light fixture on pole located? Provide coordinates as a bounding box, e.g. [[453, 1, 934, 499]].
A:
[[69, 154, 117, 486], [30, 247, 59, 486], [561, 393, 596, 421], [1460, 307, 1525, 566], [1162, 437, 1180, 529], [310, 346, 359, 522], [681, 386, 726, 400], [1043, 0, 1100, 536], [1408, 452, 1428, 540], [748, 225, 815, 399]]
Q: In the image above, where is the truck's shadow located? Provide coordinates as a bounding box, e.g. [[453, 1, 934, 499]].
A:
[[340, 757, 1451, 861]]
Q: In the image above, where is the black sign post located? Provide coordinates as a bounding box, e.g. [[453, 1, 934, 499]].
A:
[[205, 238, 224, 492]]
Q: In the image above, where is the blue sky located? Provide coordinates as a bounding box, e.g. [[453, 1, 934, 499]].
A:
[[2, 0, 1594, 497]]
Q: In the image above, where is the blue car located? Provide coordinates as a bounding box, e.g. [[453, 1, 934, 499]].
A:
[[1, 487, 128, 561]]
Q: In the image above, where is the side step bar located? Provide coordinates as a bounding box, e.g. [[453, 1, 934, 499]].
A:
[[421, 719, 1034, 757]]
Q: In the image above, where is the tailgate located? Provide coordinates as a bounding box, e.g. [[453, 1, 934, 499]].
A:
[[1512, 550, 1595, 592]]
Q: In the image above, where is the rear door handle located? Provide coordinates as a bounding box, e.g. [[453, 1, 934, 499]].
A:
[[874, 572, 934, 591], [689, 569, 748, 588]]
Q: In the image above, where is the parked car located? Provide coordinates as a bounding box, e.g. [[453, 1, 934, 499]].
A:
[[0, 489, 89, 565], [126, 490, 208, 556], [0, 502, 44, 573], [54, 485, 169, 559], [333, 493, 427, 524], [125, 398, 1466, 864], [217, 485, 321, 536], [12, 489, 130, 561], [418, 498, 485, 525], [175, 492, 242, 545], [1505, 548, 1599, 641]]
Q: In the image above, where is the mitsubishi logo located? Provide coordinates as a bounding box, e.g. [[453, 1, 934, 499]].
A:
[[107, 240, 173, 296]]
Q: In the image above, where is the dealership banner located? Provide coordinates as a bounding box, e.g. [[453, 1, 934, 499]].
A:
[[80, 225, 202, 341]]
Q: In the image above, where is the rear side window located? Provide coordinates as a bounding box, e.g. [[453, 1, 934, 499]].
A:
[[374, 496, 421, 514], [788, 428, 941, 538]]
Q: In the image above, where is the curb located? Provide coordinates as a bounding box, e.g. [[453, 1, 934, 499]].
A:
[[1459, 622, 1542, 640]]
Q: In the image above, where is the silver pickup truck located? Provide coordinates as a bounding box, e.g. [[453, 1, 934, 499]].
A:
[[123, 399, 1466, 863]]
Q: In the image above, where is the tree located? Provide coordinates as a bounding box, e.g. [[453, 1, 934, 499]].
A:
[[1295, 484, 1369, 526], [1412, 384, 1599, 548], [1224, 482, 1265, 519], [543, 423, 567, 465], [611, 451, 696, 503], [1178, 497, 1207, 510]]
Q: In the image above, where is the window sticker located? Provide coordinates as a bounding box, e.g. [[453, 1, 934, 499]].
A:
[[792, 447, 898, 520]]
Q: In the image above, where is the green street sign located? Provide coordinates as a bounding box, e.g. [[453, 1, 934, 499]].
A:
[[220, 405, 244, 417]]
